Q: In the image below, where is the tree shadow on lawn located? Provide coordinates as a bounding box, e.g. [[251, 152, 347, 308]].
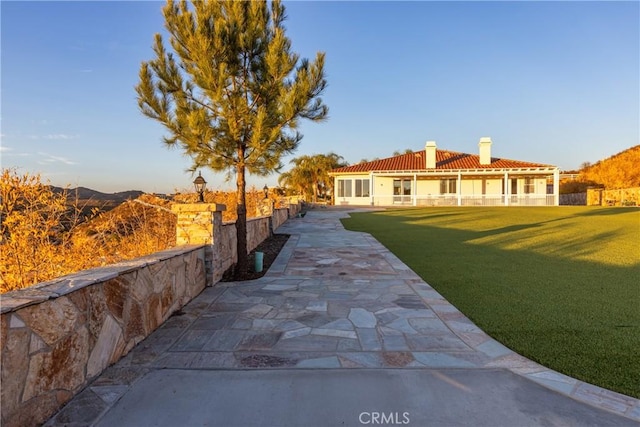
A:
[[342, 212, 640, 398], [570, 207, 639, 217]]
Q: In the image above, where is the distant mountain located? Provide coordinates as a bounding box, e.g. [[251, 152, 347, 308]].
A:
[[51, 186, 144, 202]]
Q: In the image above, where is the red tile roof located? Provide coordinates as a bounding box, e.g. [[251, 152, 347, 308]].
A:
[[330, 149, 554, 174]]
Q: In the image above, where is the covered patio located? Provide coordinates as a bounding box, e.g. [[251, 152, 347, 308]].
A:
[[362, 168, 559, 207]]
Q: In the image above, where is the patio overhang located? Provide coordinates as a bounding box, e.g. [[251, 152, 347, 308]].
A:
[[329, 167, 558, 177]]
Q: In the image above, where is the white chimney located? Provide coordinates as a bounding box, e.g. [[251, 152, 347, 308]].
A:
[[425, 140, 437, 169], [479, 137, 492, 165]]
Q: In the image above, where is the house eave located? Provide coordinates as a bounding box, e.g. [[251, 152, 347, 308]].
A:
[[329, 167, 558, 176]]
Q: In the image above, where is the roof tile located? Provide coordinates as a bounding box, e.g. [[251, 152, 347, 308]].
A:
[[330, 149, 554, 174]]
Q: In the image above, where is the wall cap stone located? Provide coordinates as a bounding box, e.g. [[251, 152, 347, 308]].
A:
[[171, 203, 226, 213], [0, 245, 205, 314]]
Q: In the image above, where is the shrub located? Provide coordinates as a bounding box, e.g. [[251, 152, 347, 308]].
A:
[[1, 169, 85, 291], [1, 169, 282, 293]]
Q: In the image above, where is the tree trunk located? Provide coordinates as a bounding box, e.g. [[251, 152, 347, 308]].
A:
[[235, 161, 249, 278]]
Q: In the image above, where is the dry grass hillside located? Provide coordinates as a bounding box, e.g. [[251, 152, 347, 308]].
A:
[[1, 168, 280, 293], [560, 145, 640, 194], [580, 145, 640, 189]]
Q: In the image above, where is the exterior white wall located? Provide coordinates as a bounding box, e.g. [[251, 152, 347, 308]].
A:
[[486, 178, 503, 195], [331, 172, 556, 206], [375, 176, 396, 197], [334, 174, 374, 206], [416, 179, 439, 196], [461, 180, 476, 195]]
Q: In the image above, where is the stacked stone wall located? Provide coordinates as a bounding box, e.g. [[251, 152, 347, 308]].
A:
[[213, 216, 271, 281], [560, 193, 587, 205], [287, 202, 302, 219], [1, 200, 302, 425], [0, 246, 206, 427], [212, 203, 300, 281], [172, 203, 227, 245], [587, 187, 640, 206], [272, 207, 290, 229], [213, 223, 237, 283]]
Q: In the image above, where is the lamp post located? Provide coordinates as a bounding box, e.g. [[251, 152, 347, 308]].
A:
[[193, 172, 207, 203], [263, 184, 269, 199]]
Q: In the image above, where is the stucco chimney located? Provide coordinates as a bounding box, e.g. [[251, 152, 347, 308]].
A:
[[479, 137, 492, 165], [425, 141, 437, 169]]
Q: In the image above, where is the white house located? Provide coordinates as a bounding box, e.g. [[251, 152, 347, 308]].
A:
[[329, 137, 559, 207]]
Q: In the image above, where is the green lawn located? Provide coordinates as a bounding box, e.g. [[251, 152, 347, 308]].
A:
[[342, 207, 640, 398]]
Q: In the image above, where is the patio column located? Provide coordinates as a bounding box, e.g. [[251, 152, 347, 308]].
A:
[[457, 171, 462, 206], [413, 174, 417, 206], [504, 171, 509, 206], [553, 169, 560, 206], [370, 172, 375, 206]]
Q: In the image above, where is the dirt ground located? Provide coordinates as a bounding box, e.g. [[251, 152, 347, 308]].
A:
[[221, 233, 290, 281]]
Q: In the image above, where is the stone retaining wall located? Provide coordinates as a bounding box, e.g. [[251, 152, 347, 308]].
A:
[[273, 207, 290, 230], [1, 201, 301, 426], [213, 217, 268, 283], [587, 187, 640, 206], [213, 206, 298, 282], [0, 246, 206, 427], [559, 193, 587, 206]]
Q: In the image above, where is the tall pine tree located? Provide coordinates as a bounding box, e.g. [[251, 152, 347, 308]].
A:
[[136, 0, 328, 275]]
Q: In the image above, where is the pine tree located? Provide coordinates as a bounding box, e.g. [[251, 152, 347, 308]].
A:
[[136, 0, 328, 275]]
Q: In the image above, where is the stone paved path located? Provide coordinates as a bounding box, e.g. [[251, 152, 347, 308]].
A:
[[46, 209, 640, 426]]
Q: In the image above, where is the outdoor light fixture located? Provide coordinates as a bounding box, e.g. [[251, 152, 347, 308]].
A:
[[193, 172, 207, 203], [263, 184, 269, 199]]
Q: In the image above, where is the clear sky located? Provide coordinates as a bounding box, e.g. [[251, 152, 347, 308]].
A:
[[1, 1, 638, 194]]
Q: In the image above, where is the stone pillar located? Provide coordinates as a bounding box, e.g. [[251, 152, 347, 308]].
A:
[[258, 199, 275, 236], [171, 203, 226, 285]]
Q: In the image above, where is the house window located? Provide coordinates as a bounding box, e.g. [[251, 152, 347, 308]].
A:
[[524, 177, 535, 194], [355, 179, 370, 197], [337, 179, 352, 197], [393, 179, 412, 203], [393, 179, 412, 196], [439, 179, 457, 194], [403, 180, 411, 195]]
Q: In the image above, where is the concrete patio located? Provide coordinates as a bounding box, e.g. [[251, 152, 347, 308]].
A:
[[45, 209, 640, 426]]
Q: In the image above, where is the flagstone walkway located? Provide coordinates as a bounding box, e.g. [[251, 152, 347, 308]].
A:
[[45, 208, 640, 426]]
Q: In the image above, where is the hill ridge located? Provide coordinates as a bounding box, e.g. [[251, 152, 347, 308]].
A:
[[580, 145, 640, 189], [51, 186, 145, 202]]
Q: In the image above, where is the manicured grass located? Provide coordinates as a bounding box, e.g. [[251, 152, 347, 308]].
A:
[[342, 207, 640, 398]]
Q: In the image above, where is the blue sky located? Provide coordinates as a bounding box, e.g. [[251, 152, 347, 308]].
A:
[[2, 1, 638, 194]]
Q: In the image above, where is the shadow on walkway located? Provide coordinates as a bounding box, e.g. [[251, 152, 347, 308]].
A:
[[46, 209, 640, 426]]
